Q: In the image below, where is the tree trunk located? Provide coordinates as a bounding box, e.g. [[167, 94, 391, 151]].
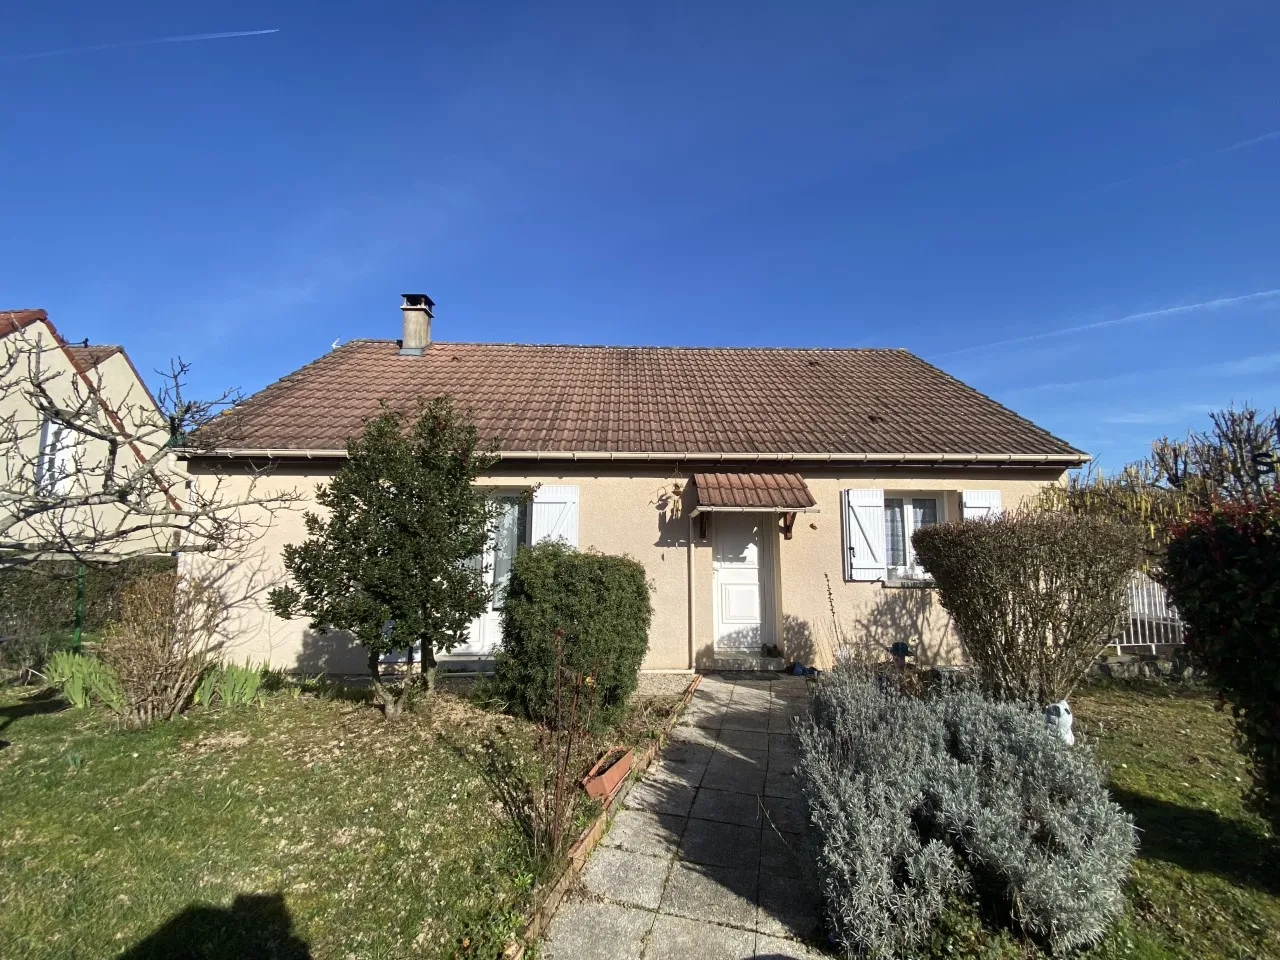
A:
[[424, 643, 437, 696]]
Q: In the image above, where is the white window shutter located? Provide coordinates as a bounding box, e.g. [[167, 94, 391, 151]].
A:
[[962, 489, 1002, 520], [842, 488, 886, 582], [531, 484, 579, 547]]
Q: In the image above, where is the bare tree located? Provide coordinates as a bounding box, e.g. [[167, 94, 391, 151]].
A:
[[0, 321, 299, 569]]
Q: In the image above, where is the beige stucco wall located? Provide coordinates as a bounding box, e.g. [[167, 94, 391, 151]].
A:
[[187, 459, 1065, 675], [0, 323, 172, 556]]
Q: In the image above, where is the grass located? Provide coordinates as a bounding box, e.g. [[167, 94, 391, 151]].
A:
[[0, 679, 686, 959], [1075, 681, 1280, 960]]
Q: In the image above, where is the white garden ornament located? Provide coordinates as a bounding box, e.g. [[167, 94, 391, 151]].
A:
[[1044, 701, 1075, 746]]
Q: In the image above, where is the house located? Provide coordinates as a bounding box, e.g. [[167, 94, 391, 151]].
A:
[[0, 308, 171, 561], [186, 295, 1087, 674]]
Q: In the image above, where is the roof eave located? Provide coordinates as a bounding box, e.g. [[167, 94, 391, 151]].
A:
[[180, 447, 1090, 467]]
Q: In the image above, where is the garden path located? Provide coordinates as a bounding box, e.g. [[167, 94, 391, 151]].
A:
[[542, 672, 826, 959]]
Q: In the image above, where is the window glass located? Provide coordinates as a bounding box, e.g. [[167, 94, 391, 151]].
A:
[[884, 498, 907, 568], [490, 496, 528, 604], [912, 498, 938, 530]]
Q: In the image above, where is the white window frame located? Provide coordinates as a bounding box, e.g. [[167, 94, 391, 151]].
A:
[[883, 491, 946, 582]]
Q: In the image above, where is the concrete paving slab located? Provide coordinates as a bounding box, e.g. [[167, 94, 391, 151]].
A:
[[757, 871, 822, 940], [580, 847, 671, 910], [670, 724, 720, 748], [660, 861, 759, 929], [601, 810, 687, 858], [690, 786, 763, 827], [679, 817, 761, 871], [718, 727, 771, 752], [755, 933, 823, 958], [760, 795, 808, 834], [541, 900, 653, 960], [759, 830, 815, 881], [625, 773, 697, 817], [763, 769, 801, 799], [721, 708, 771, 732], [644, 914, 756, 960]]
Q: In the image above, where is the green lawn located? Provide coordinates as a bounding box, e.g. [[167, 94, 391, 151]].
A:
[[0, 682, 679, 959], [1075, 682, 1280, 960]]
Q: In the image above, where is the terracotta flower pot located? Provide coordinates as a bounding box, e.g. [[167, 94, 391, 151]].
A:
[[581, 746, 634, 801]]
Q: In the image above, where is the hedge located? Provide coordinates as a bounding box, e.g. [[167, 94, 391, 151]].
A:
[[489, 541, 652, 728], [912, 511, 1141, 703], [0, 556, 177, 638], [1162, 492, 1280, 831]]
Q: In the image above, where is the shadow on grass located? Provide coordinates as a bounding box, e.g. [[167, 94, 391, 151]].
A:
[[1111, 786, 1280, 895], [0, 687, 68, 734], [117, 892, 311, 959]]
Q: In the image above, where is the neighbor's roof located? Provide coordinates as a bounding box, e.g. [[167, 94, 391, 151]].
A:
[[1, 308, 49, 337], [693, 472, 818, 511], [65, 344, 124, 372], [198, 339, 1085, 463]]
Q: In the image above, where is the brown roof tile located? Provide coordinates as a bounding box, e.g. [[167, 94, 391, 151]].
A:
[[693, 472, 817, 510], [201, 340, 1085, 461], [65, 344, 123, 372], [0, 308, 49, 338]]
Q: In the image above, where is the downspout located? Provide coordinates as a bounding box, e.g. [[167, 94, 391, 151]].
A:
[[687, 513, 696, 671]]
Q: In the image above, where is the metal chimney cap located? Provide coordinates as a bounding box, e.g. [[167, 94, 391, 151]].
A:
[[401, 293, 435, 311]]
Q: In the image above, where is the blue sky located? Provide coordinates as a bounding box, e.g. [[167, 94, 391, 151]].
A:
[[2, 1, 1277, 468]]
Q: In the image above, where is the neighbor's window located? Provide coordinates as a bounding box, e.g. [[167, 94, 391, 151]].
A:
[[884, 494, 941, 580], [36, 416, 74, 495]]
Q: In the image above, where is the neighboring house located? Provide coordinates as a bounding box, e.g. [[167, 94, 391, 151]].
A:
[[187, 295, 1088, 674], [0, 308, 170, 559]]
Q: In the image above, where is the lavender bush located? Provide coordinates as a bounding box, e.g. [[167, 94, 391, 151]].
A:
[[797, 667, 1136, 957]]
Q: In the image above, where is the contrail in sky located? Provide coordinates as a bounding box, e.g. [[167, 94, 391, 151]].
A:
[[1093, 129, 1280, 194], [5, 29, 280, 62], [935, 289, 1280, 358]]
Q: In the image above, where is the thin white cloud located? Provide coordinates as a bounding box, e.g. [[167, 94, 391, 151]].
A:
[[1213, 351, 1280, 376], [1102, 404, 1215, 426], [1093, 128, 1280, 194], [5, 29, 279, 62], [934, 289, 1280, 359]]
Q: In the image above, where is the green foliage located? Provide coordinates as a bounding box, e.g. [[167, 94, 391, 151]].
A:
[[490, 540, 652, 729], [912, 510, 1142, 703], [1161, 492, 1280, 831], [44, 650, 123, 711], [194, 661, 267, 708], [268, 397, 503, 717], [799, 667, 1136, 958]]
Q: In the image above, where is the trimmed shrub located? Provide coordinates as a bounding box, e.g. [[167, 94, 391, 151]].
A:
[[798, 667, 1136, 958], [490, 541, 652, 728], [1162, 492, 1280, 830], [912, 510, 1142, 703]]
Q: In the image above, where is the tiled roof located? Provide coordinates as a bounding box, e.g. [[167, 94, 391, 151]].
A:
[[200, 340, 1085, 461], [65, 344, 123, 372], [693, 472, 817, 510], [0, 308, 48, 337]]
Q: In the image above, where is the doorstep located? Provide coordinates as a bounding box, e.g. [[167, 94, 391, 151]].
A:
[[710, 655, 787, 673]]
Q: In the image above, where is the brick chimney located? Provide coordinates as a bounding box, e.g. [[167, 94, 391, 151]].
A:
[[399, 294, 434, 355]]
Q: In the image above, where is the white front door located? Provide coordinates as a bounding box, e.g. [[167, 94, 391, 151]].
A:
[[713, 513, 776, 651]]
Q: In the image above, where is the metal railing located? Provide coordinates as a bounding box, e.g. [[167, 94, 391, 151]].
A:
[[1112, 571, 1185, 655]]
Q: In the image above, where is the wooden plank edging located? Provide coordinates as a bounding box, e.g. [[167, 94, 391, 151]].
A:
[[503, 673, 704, 959]]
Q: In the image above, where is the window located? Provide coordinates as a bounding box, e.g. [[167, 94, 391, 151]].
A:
[[489, 494, 529, 606], [884, 494, 941, 580], [36, 416, 75, 495]]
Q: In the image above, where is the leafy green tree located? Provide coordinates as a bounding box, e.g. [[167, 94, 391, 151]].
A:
[[269, 398, 502, 717]]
